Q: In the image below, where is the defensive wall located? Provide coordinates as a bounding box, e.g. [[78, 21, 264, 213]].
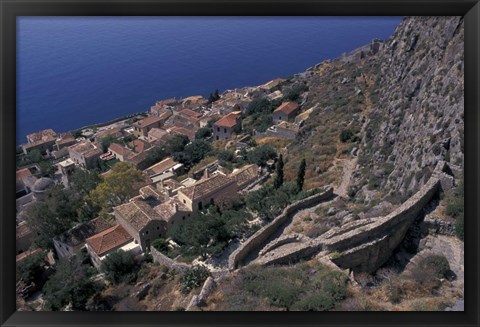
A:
[[228, 186, 334, 270]]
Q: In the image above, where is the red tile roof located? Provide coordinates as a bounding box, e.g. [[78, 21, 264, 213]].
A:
[[145, 157, 177, 176], [16, 248, 42, 264], [180, 109, 203, 119], [16, 168, 32, 181], [27, 129, 57, 143], [169, 126, 196, 141], [86, 224, 133, 256], [133, 116, 163, 128], [128, 139, 151, 153], [109, 143, 135, 158], [214, 112, 241, 128], [274, 101, 300, 115], [179, 174, 235, 201]]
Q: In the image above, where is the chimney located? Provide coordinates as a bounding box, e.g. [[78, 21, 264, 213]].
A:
[[203, 168, 209, 179]]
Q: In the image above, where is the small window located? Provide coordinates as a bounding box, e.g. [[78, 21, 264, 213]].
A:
[[145, 230, 149, 235], [171, 221, 174, 225], [224, 128, 227, 133], [183, 199, 186, 204], [156, 226, 160, 230], [216, 136, 219, 140], [183, 216, 185, 220], [217, 127, 220, 132], [188, 214, 190, 217]]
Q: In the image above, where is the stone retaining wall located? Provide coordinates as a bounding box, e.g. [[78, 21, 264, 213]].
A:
[[151, 247, 190, 272], [228, 187, 334, 270], [326, 177, 441, 272]]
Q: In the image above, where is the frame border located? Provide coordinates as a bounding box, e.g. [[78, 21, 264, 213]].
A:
[[1, 1, 479, 326]]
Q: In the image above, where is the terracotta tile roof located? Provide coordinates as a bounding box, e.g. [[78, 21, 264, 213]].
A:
[[145, 157, 177, 176], [169, 126, 196, 141], [27, 129, 57, 143], [69, 140, 99, 155], [128, 139, 151, 153], [56, 132, 76, 144], [133, 116, 163, 128], [180, 109, 203, 119], [16, 248, 42, 264], [180, 95, 207, 105], [179, 174, 235, 201], [86, 224, 133, 256], [260, 78, 286, 89], [274, 101, 300, 115], [54, 217, 113, 247], [162, 179, 183, 190], [16, 168, 32, 181], [108, 143, 135, 158], [214, 112, 241, 128], [114, 200, 161, 232], [16, 222, 32, 239], [139, 185, 164, 201], [125, 150, 151, 165], [229, 164, 259, 189], [148, 128, 169, 141], [154, 198, 190, 222], [83, 147, 104, 159], [95, 128, 123, 140]]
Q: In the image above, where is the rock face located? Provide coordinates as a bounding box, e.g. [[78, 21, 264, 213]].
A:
[[359, 16, 464, 196]]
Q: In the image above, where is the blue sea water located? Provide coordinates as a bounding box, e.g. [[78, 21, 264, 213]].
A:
[[17, 16, 401, 145]]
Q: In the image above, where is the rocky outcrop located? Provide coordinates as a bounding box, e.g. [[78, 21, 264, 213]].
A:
[[357, 17, 464, 197]]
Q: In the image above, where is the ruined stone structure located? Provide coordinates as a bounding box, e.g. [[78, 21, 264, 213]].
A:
[[228, 187, 334, 270], [248, 161, 454, 273], [150, 247, 190, 272]]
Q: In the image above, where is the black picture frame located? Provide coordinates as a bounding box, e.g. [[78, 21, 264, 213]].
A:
[[1, 0, 479, 326]]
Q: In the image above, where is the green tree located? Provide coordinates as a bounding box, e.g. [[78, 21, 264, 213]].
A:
[[43, 255, 102, 310], [25, 185, 81, 248], [87, 162, 144, 215], [100, 134, 121, 152], [70, 169, 101, 196], [38, 160, 56, 177], [16, 251, 46, 284], [274, 154, 284, 189], [101, 250, 137, 284], [195, 127, 212, 140], [296, 158, 306, 192], [246, 144, 277, 166], [166, 135, 189, 154]]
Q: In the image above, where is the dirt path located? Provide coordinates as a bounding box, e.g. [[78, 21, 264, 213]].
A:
[[334, 158, 357, 198]]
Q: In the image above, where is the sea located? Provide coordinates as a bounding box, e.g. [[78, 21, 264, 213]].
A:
[[17, 16, 402, 145]]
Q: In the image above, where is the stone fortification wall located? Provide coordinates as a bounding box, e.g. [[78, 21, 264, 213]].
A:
[[228, 187, 334, 270], [255, 239, 322, 267], [321, 177, 440, 254], [325, 177, 440, 272], [151, 247, 190, 272]]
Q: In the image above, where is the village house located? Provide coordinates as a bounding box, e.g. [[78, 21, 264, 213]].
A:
[[272, 101, 300, 124], [147, 127, 171, 144], [212, 111, 242, 141], [260, 121, 300, 140], [94, 128, 124, 143], [58, 158, 76, 188], [144, 157, 184, 182], [169, 126, 197, 141], [54, 132, 76, 151], [114, 199, 169, 252], [132, 116, 166, 139], [179, 95, 208, 110], [259, 78, 286, 92], [108, 143, 135, 162], [16, 168, 36, 199], [16, 221, 36, 255], [177, 172, 238, 213], [128, 139, 152, 154], [22, 129, 58, 155], [53, 217, 113, 260], [229, 164, 261, 190], [150, 98, 177, 117], [173, 108, 203, 128], [125, 148, 155, 170], [68, 140, 103, 169], [85, 224, 140, 269]]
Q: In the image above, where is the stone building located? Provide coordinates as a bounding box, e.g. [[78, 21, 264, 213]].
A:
[[68, 140, 103, 169], [31, 177, 54, 201], [132, 116, 166, 138], [114, 199, 168, 252], [22, 129, 58, 155], [177, 173, 238, 213], [85, 224, 140, 269], [212, 111, 242, 141], [272, 101, 300, 124], [53, 217, 113, 260], [229, 164, 261, 190]]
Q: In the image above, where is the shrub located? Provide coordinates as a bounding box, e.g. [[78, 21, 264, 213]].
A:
[[339, 129, 354, 143], [180, 265, 210, 294], [152, 238, 169, 253], [101, 250, 137, 285], [418, 255, 450, 279]]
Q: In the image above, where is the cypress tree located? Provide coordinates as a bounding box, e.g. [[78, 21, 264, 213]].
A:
[[296, 158, 306, 192], [274, 154, 284, 189]]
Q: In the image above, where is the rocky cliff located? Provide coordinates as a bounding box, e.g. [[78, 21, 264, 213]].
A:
[[360, 16, 464, 198]]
